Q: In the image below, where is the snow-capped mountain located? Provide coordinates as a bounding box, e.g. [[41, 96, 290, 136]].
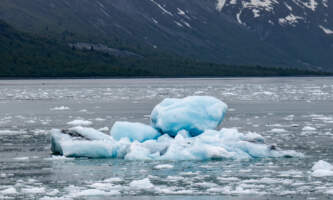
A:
[[217, 0, 332, 35], [0, 0, 332, 70]]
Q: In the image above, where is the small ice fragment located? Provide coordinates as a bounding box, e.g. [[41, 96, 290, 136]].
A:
[[302, 126, 316, 131], [98, 127, 109, 132], [22, 187, 46, 194], [45, 156, 74, 160], [103, 177, 122, 183], [13, 157, 29, 161], [129, 178, 154, 189], [1, 187, 17, 194], [312, 160, 333, 177], [110, 121, 160, 142], [269, 128, 287, 133], [75, 189, 119, 196], [154, 164, 174, 169], [194, 91, 205, 95], [51, 106, 70, 111], [0, 130, 25, 135], [67, 120, 92, 126], [283, 115, 294, 120], [151, 96, 228, 137]]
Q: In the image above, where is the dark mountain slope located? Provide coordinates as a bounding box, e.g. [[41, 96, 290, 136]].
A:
[[2, 20, 325, 77], [2, 0, 332, 71]]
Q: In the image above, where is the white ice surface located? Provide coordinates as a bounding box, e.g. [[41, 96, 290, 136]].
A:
[[50, 127, 301, 160], [111, 121, 160, 142], [129, 178, 154, 189], [67, 120, 92, 126], [312, 160, 333, 177]]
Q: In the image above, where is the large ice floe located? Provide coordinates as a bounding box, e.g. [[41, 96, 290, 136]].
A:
[[311, 160, 333, 177], [51, 96, 301, 160]]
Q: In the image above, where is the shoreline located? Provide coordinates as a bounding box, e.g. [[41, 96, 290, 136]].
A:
[[0, 75, 332, 80]]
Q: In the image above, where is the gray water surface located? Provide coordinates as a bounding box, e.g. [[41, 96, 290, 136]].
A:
[[0, 78, 333, 199]]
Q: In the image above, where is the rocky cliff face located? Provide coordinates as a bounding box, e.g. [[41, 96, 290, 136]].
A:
[[0, 0, 332, 70]]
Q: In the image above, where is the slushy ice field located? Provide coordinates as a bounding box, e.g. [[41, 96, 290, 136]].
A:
[[0, 78, 333, 199]]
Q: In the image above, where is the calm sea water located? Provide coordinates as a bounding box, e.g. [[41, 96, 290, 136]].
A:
[[0, 77, 333, 199]]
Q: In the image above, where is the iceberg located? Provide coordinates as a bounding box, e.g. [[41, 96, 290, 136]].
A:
[[50, 96, 302, 160], [110, 121, 161, 142], [151, 96, 228, 137]]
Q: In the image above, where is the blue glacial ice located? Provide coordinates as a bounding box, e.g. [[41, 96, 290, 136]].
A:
[[110, 121, 161, 142], [151, 96, 228, 137], [50, 96, 302, 160]]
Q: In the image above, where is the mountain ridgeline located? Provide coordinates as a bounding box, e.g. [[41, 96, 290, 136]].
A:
[[0, 0, 332, 77]]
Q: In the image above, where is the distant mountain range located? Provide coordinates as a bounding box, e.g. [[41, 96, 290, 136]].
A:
[[0, 0, 332, 74]]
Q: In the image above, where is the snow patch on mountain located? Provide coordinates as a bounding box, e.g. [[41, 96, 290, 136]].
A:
[[319, 25, 333, 34], [284, 3, 293, 11], [252, 9, 260, 17], [149, 0, 173, 16], [177, 8, 186, 16], [303, 0, 318, 11], [291, 0, 318, 11], [242, 0, 278, 12], [279, 14, 304, 26], [217, 0, 227, 11], [236, 10, 244, 25]]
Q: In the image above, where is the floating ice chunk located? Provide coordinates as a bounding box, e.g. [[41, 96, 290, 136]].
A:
[[269, 128, 287, 133], [154, 164, 174, 169], [1, 187, 17, 194], [110, 121, 160, 142], [67, 120, 92, 126], [0, 129, 25, 135], [71, 189, 120, 197], [13, 157, 29, 161], [302, 126, 316, 131], [151, 96, 228, 137], [45, 156, 74, 160], [312, 160, 333, 177], [95, 118, 106, 121], [103, 177, 122, 183], [98, 127, 110, 132], [51, 106, 70, 111], [129, 178, 154, 189], [22, 187, 46, 194]]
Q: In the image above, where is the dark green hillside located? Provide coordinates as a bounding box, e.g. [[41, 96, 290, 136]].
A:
[[0, 20, 329, 77]]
